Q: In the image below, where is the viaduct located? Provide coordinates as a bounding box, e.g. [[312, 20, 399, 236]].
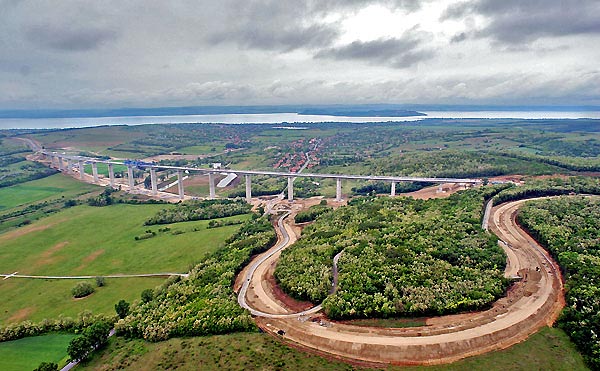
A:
[[41, 150, 482, 202]]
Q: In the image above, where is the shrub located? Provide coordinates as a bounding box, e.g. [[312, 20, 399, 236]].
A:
[[71, 282, 95, 298], [33, 362, 58, 371], [95, 276, 105, 287], [0, 312, 116, 343], [115, 300, 130, 319], [141, 289, 153, 303]]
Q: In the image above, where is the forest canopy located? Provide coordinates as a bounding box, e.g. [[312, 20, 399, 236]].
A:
[[275, 188, 508, 319]]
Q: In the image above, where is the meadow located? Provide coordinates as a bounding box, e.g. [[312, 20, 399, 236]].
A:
[[0, 173, 98, 210], [0, 333, 75, 371], [0, 203, 250, 324]]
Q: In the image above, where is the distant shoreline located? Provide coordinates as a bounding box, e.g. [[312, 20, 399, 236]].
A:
[[1, 111, 600, 130], [2, 103, 599, 120]]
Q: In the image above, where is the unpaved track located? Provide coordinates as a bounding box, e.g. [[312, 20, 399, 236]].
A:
[[239, 198, 564, 365]]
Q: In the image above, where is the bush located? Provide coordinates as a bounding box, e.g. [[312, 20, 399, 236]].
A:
[[145, 199, 251, 225], [71, 282, 95, 298], [141, 289, 153, 303], [0, 311, 116, 343], [95, 276, 105, 287], [115, 300, 130, 319], [33, 362, 58, 371]]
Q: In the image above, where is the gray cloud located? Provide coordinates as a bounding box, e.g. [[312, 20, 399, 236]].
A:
[[26, 24, 117, 51], [0, 0, 597, 109], [315, 29, 434, 68], [443, 0, 600, 43], [205, 0, 428, 52]]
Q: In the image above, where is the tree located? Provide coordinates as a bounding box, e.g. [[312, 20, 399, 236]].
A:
[[67, 336, 91, 362], [84, 321, 112, 348], [141, 289, 153, 303], [33, 362, 58, 371], [115, 299, 130, 319]]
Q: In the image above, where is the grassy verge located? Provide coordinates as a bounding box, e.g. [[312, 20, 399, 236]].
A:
[[0, 333, 75, 371], [78, 327, 587, 370]]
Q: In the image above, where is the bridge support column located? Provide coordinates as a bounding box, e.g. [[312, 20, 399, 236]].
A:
[[287, 177, 294, 202], [127, 166, 135, 190], [57, 157, 64, 171], [150, 168, 158, 195], [78, 161, 85, 180], [66, 159, 72, 174], [208, 172, 216, 199], [391, 182, 396, 197], [50, 155, 56, 168], [336, 178, 342, 201], [92, 162, 99, 183], [177, 170, 185, 200], [437, 184, 443, 193], [245, 175, 252, 203], [108, 163, 115, 188]]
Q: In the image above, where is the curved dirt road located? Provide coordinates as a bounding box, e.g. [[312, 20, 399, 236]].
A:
[[239, 198, 564, 365]]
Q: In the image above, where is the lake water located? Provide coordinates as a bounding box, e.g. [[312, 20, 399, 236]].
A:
[[1, 111, 600, 129]]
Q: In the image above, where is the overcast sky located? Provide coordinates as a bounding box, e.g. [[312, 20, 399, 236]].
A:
[[1, 0, 599, 109]]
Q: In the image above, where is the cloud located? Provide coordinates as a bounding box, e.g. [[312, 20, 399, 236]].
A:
[[315, 29, 434, 68], [205, 0, 428, 52], [442, 0, 600, 44], [26, 24, 117, 51]]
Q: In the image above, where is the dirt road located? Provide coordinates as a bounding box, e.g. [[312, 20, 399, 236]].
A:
[[240, 198, 564, 365]]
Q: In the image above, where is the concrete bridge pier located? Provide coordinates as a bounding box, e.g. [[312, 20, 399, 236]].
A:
[[127, 166, 135, 190], [66, 159, 72, 174], [108, 163, 115, 187], [336, 178, 342, 201], [391, 182, 396, 197], [78, 160, 85, 180], [177, 170, 185, 200], [92, 162, 99, 184], [287, 176, 294, 202], [245, 175, 252, 203], [150, 168, 158, 195], [208, 172, 216, 199], [51, 155, 58, 169], [57, 156, 64, 171]]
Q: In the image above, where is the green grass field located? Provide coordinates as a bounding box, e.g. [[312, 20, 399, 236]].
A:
[[0, 333, 75, 371], [0, 203, 250, 324], [0, 174, 99, 210], [79, 327, 588, 371]]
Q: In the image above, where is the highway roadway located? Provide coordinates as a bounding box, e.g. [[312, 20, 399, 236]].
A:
[[39, 149, 482, 185]]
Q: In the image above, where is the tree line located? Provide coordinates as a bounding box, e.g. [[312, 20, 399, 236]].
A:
[[518, 196, 600, 369]]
